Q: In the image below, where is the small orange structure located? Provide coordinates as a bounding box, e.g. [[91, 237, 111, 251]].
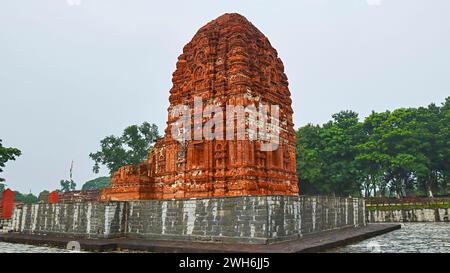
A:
[[1, 188, 14, 219], [48, 191, 59, 204], [58, 190, 99, 203]]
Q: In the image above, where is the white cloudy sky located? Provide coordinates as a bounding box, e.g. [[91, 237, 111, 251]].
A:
[[1, 0, 449, 194]]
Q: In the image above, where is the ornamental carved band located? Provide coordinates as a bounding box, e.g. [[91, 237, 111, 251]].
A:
[[99, 13, 299, 201]]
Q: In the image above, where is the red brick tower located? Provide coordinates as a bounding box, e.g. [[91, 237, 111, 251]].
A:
[[100, 13, 298, 201], [1, 188, 14, 219], [49, 191, 59, 204]]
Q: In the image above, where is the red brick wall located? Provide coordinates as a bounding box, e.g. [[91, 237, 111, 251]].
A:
[[1, 189, 14, 219], [59, 190, 100, 203], [49, 191, 59, 204]]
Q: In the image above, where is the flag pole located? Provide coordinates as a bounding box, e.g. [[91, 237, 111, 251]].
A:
[[70, 160, 74, 181]]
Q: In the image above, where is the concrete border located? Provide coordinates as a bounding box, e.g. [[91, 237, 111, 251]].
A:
[[0, 224, 400, 253]]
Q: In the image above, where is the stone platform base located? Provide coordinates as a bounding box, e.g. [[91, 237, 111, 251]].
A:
[[0, 219, 12, 233], [0, 224, 400, 253], [10, 195, 365, 244], [367, 208, 450, 222]]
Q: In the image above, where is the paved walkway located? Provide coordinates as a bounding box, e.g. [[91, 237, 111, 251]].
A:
[[0, 224, 400, 253]]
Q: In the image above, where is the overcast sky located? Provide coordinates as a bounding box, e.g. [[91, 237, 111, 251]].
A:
[[1, 0, 449, 194]]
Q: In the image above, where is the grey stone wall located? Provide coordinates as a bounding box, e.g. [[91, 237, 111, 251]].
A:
[[11, 202, 127, 238], [367, 208, 450, 222], [0, 219, 12, 233], [10, 196, 365, 243]]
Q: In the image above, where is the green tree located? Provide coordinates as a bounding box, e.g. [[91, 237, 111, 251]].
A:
[[14, 191, 38, 204], [379, 108, 430, 197], [38, 190, 50, 203], [60, 179, 76, 192], [0, 183, 4, 202], [296, 124, 326, 193], [412, 104, 444, 196], [356, 111, 390, 197], [439, 97, 450, 194], [81, 176, 111, 190], [89, 122, 160, 174], [295, 97, 450, 198], [0, 139, 21, 182], [296, 111, 365, 196], [320, 111, 365, 196]]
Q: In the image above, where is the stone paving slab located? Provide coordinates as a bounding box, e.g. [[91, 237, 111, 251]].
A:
[[0, 224, 400, 253]]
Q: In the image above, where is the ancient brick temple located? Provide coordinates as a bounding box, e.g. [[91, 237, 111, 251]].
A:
[[100, 13, 298, 201]]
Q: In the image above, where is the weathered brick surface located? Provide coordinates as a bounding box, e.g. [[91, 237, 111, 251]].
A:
[[1, 189, 14, 219], [58, 190, 100, 203], [10, 196, 365, 243], [100, 13, 298, 201], [48, 191, 59, 204]]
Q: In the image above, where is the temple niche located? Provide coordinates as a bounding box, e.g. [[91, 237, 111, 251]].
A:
[[99, 13, 299, 201]]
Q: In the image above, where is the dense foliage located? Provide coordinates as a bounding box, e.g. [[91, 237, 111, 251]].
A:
[[38, 190, 50, 202], [60, 179, 76, 192], [0, 139, 21, 183], [296, 97, 450, 198], [13, 191, 38, 204], [81, 176, 111, 190], [89, 122, 160, 174]]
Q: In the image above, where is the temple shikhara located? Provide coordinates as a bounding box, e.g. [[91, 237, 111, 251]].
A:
[[100, 13, 299, 201]]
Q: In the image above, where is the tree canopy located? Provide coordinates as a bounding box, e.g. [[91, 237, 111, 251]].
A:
[[89, 122, 160, 174], [0, 139, 21, 182], [13, 191, 38, 204], [38, 190, 50, 203], [60, 179, 76, 192], [296, 97, 450, 198], [81, 176, 111, 190]]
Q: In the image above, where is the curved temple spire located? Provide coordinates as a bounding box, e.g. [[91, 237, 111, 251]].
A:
[[100, 13, 299, 201]]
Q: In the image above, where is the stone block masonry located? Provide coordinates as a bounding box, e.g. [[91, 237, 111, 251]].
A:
[[10, 196, 365, 244], [11, 202, 127, 239], [0, 219, 12, 233], [367, 208, 450, 222], [366, 197, 450, 222]]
